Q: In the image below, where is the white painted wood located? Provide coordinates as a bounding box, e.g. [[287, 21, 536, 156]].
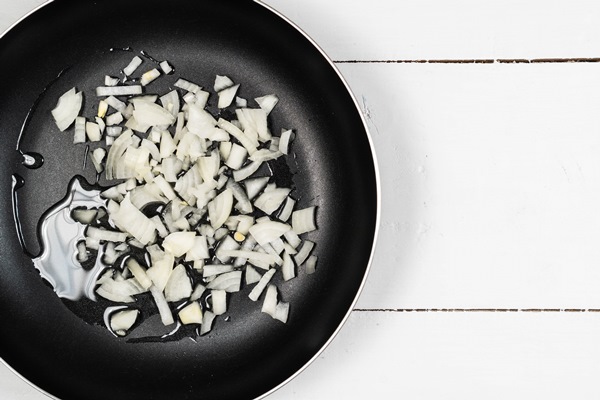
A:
[[3, 0, 600, 60], [263, 0, 600, 60], [345, 62, 600, 309], [271, 311, 600, 399]]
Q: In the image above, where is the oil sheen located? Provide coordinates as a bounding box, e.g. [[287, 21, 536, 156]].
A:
[[33, 176, 108, 301]]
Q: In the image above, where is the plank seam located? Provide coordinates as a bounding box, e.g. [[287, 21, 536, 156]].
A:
[[334, 58, 600, 64], [353, 308, 600, 312]]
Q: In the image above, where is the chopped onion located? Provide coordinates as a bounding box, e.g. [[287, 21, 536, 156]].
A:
[[141, 68, 161, 86], [73, 208, 98, 224], [261, 284, 278, 317], [106, 112, 124, 126], [203, 264, 233, 278], [160, 90, 180, 118], [132, 101, 176, 127], [294, 240, 315, 266], [98, 100, 109, 118], [164, 264, 192, 302], [91, 148, 106, 173], [149, 284, 174, 325], [245, 265, 261, 285], [74, 116, 86, 144], [200, 311, 216, 335], [109, 194, 157, 245], [146, 252, 174, 292], [304, 254, 318, 274], [225, 143, 247, 170], [110, 309, 139, 335], [86, 226, 127, 242], [217, 118, 258, 155], [254, 188, 291, 215], [105, 96, 127, 114], [85, 122, 102, 142], [96, 85, 143, 97], [206, 271, 242, 292], [214, 235, 240, 263], [52, 87, 83, 132], [278, 197, 296, 222], [174, 78, 201, 94], [211, 290, 227, 315], [185, 235, 209, 261], [163, 231, 196, 257], [292, 206, 317, 234], [178, 301, 203, 325], [235, 97, 247, 107], [208, 188, 233, 229], [159, 60, 173, 74], [274, 301, 289, 323], [255, 94, 279, 115], [218, 84, 239, 109], [214, 75, 234, 92], [105, 76, 120, 86], [248, 268, 276, 301], [123, 56, 143, 76], [233, 161, 262, 182], [279, 129, 294, 155], [281, 251, 295, 281], [126, 258, 153, 290], [249, 220, 291, 246], [283, 229, 302, 249]]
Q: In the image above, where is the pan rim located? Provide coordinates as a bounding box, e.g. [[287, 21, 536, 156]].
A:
[[0, 0, 382, 399]]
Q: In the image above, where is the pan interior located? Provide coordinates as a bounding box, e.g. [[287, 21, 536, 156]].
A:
[[0, 0, 377, 399]]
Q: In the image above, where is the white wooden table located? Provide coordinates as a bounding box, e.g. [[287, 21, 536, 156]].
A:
[[3, 0, 600, 398]]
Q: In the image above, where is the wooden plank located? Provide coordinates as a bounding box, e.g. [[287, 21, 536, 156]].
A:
[[338, 62, 600, 309], [271, 311, 600, 399], [3, 1, 600, 61], [3, 311, 600, 398], [263, 0, 600, 60]]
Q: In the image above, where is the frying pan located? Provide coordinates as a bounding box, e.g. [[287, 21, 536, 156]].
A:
[[0, 0, 379, 399]]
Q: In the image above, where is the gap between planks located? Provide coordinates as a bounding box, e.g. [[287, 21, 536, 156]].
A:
[[353, 308, 600, 313], [334, 57, 600, 64]]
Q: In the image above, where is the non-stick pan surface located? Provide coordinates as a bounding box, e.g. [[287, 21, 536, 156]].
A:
[[0, 0, 379, 399]]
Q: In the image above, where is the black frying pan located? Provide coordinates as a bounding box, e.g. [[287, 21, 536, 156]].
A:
[[0, 0, 379, 399]]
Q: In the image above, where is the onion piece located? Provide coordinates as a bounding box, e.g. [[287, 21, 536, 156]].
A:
[[123, 56, 143, 76], [133, 101, 176, 127], [105, 76, 120, 86], [217, 84, 239, 109], [248, 268, 276, 301], [274, 301, 289, 323], [96, 85, 143, 97], [190, 284, 206, 301], [163, 231, 196, 257], [233, 161, 262, 182], [164, 264, 192, 302], [86, 226, 127, 242], [218, 250, 278, 266], [245, 265, 261, 285], [72, 208, 98, 224], [105, 96, 127, 114], [279, 129, 294, 155], [249, 148, 282, 162], [281, 251, 295, 281], [126, 258, 153, 290], [214, 75, 234, 92], [283, 229, 302, 249], [294, 240, 315, 266], [304, 254, 318, 274], [185, 235, 209, 261], [206, 271, 242, 292], [52, 88, 83, 131], [146, 252, 174, 292], [106, 112, 124, 126], [235, 97, 247, 107], [74, 116, 86, 144], [149, 284, 174, 325], [160, 90, 180, 118], [91, 148, 106, 173], [178, 301, 203, 325], [98, 100, 109, 118], [110, 309, 139, 335], [214, 235, 240, 263], [141, 68, 161, 86], [109, 194, 157, 245], [292, 206, 317, 234], [243, 177, 269, 200], [249, 220, 291, 246], [85, 122, 101, 142], [208, 188, 233, 229], [277, 197, 296, 222], [159, 60, 173, 74], [255, 94, 279, 115], [261, 284, 278, 317], [174, 78, 201, 94], [203, 264, 233, 278], [254, 188, 291, 215], [226, 144, 247, 170], [200, 311, 216, 335], [211, 290, 227, 315], [217, 118, 258, 155]]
